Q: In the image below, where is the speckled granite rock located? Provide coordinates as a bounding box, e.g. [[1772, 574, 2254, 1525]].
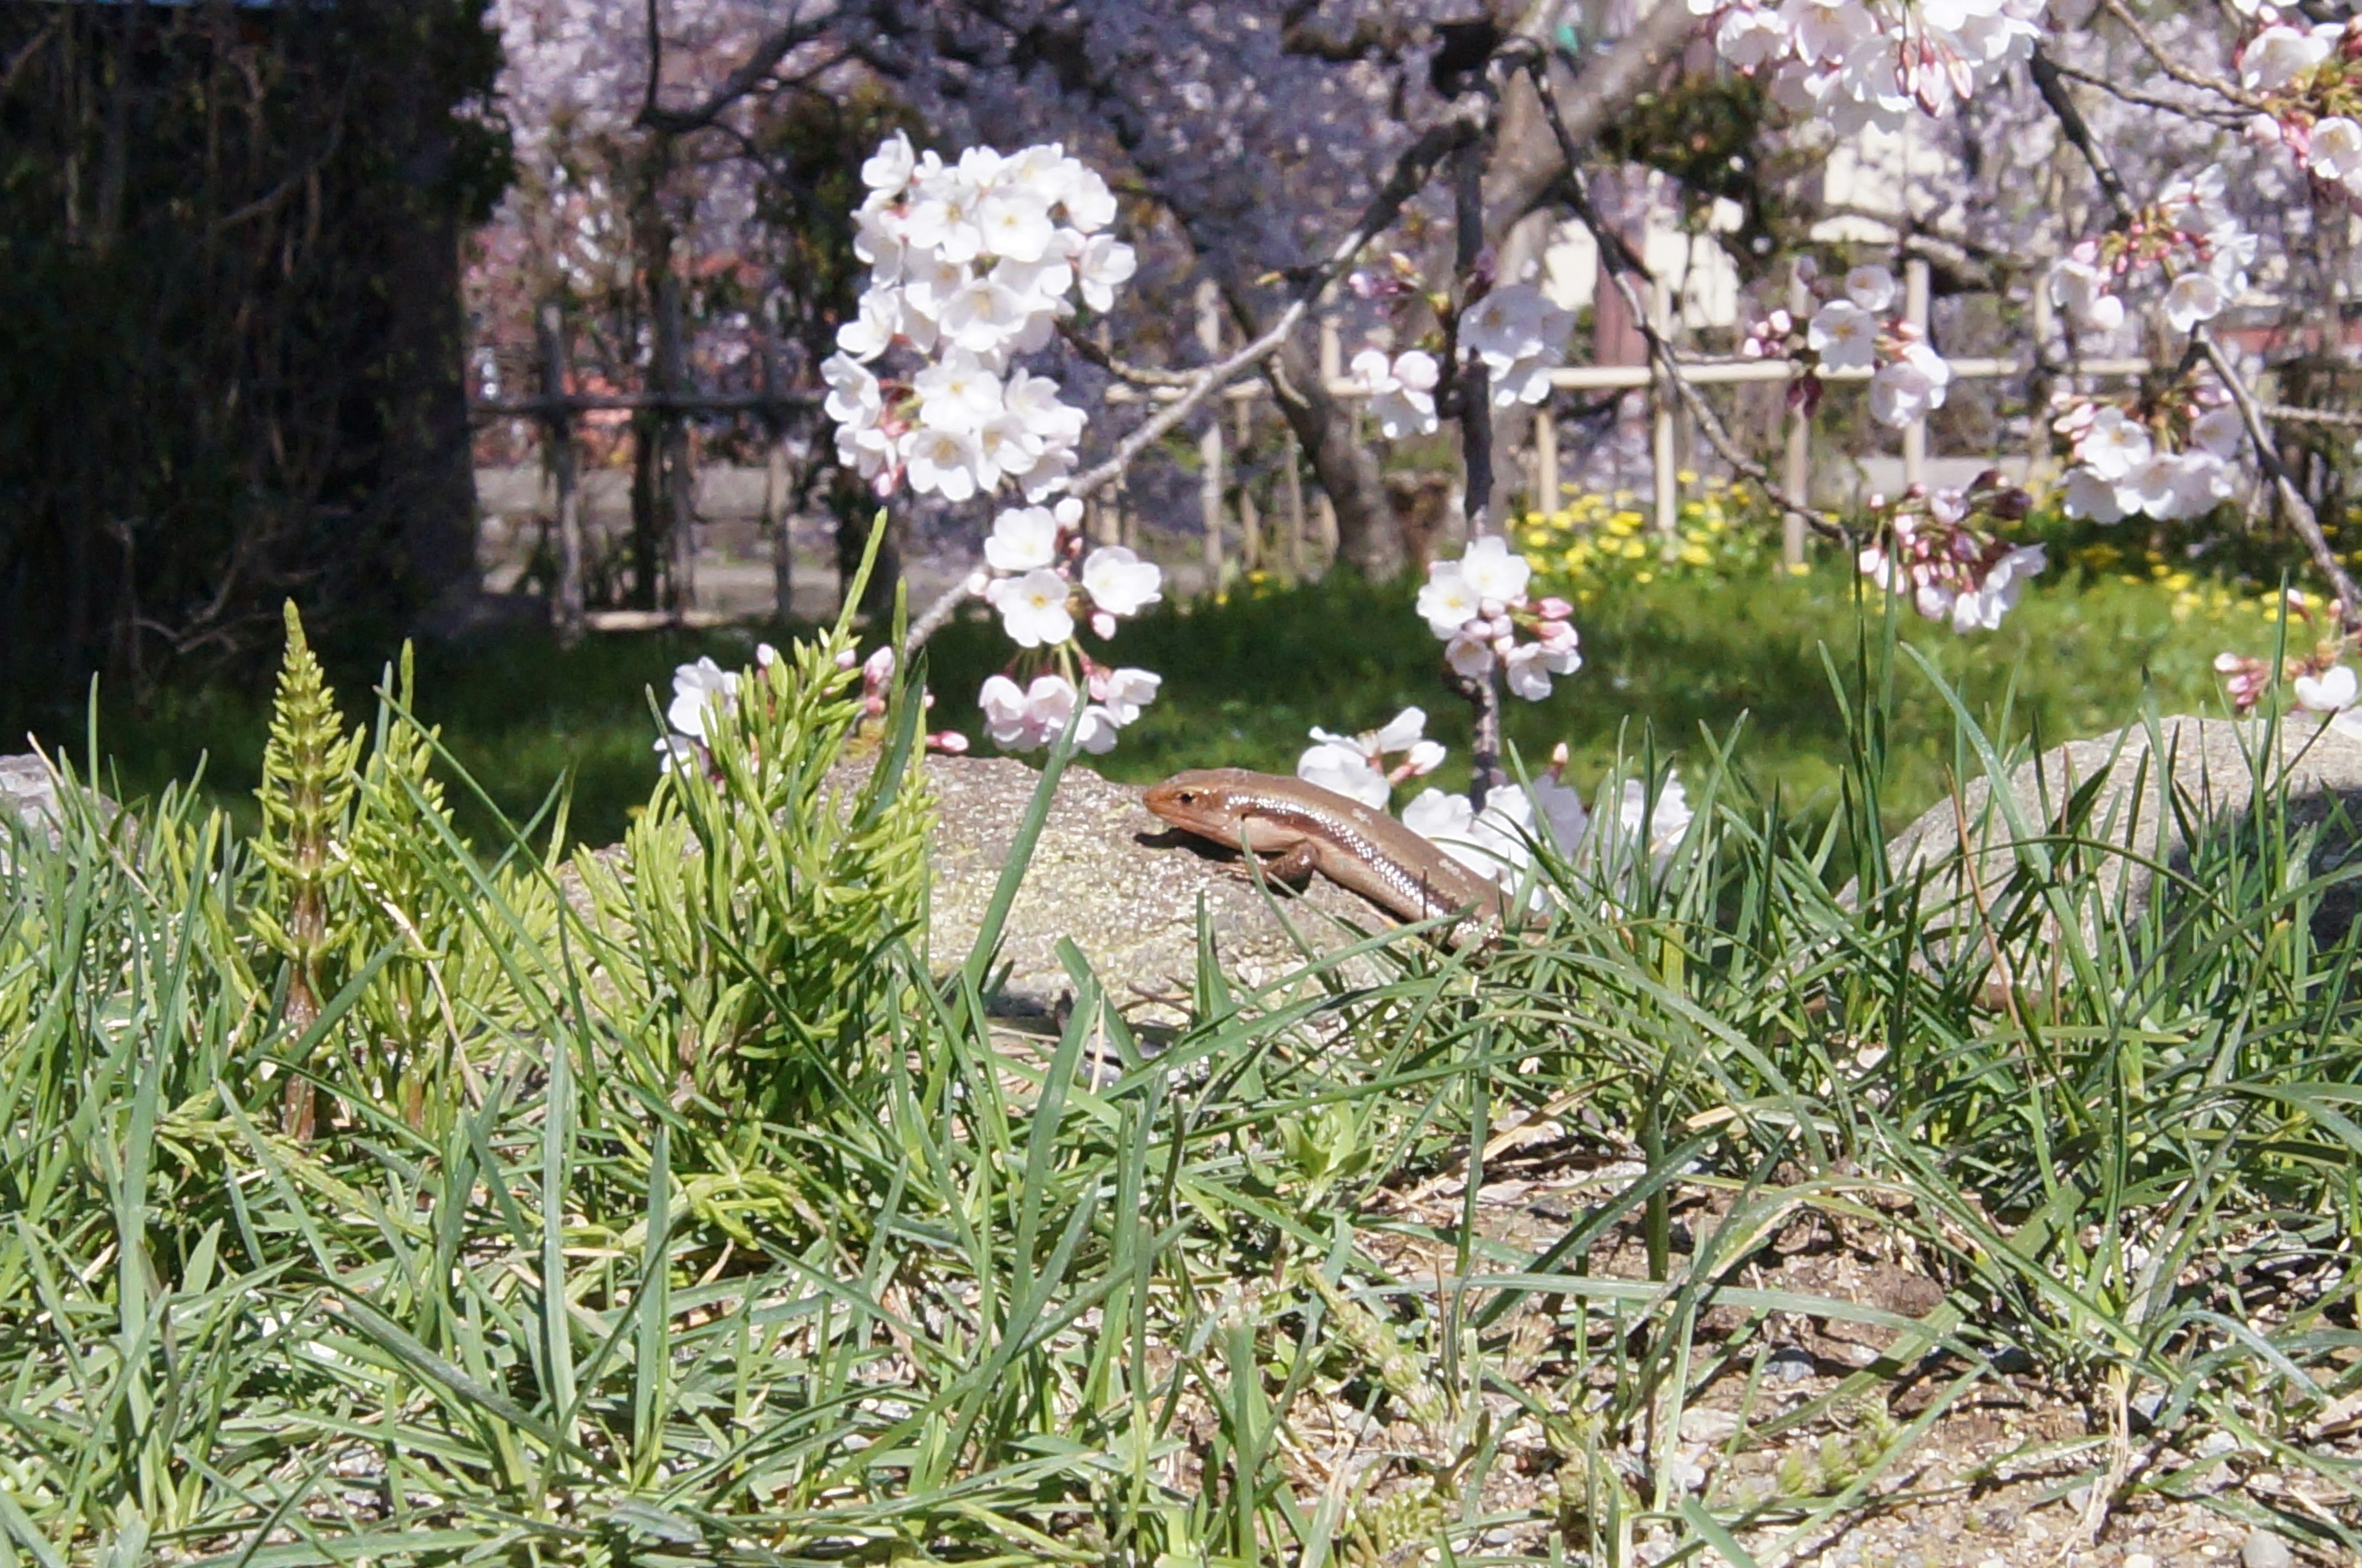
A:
[[0, 754, 69, 863], [918, 755, 1399, 1015], [1877, 714, 2362, 949]]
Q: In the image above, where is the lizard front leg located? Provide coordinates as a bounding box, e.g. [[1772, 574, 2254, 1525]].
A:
[[1247, 840, 1320, 892]]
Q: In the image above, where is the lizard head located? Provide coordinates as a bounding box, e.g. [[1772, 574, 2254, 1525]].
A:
[[1143, 768, 1255, 834]]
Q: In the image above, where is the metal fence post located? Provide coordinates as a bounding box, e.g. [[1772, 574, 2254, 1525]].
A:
[[537, 301, 585, 645], [760, 330, 792, 625], [654, 273, 697, 613]]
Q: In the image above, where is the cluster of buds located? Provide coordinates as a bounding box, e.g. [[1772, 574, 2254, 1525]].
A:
[[2240, 22, 2362, 207], [2048, 169, 2255, 337], [2216, 593, 2362, 725], [1414, 536, 1583, 701], [1857, 473, 2047, 633], [1744, 261, 1952, 429], [2053, 376, 2243, 525]]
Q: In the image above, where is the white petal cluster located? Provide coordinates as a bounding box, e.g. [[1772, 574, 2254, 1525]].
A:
[[2047, 173, 2253, 341], [822, 133, 1134, 503], [1401, 769, 1688, 902], [2242, 22, 2337, 92], [1459, 284, 1575, 407], [1414, 538, 1583, 702], [1296, 708, 1445, 809], [1349, 349, 1441, 439], [1800, 265, 1954, 431], [977, 665, 1161, 756], [971, 498, 1164, 753], [1690, 0, 2048, 133], [2054, 394, 2242, 525], [1858, 490, 2047, 633]]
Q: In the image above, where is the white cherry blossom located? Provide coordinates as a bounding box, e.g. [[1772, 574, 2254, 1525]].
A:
[[986, 568, 1076, 648], [1351, 349, 1441, 439], [2297, 664, 2360, 713], [985, 506, 1060, 573], [1081, 546, 1163, 618]]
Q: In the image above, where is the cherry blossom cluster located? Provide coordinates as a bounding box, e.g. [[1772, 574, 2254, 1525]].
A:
[[1297, 708, 1447, 808], [2047, 169, 2255, 339], [1348, 283, 1574, 440], [658, 643, 968, 776], [1689, 0, 2048, 133], [822, 133, 1138, 503], [2216, 595, 2362, 735], [968, 498, 1165, 754], [2240, 22, 2362, 207], [2053, 379, 2244, 525], [1414, 536, 1584, 701], [1856, 474, 2047, 633], [1287, 714, 1693, 902], [1744, 263, 1952, 430]]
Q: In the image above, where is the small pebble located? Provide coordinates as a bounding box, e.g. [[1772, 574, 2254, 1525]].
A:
[[1764, 1347, 1816, 1383], [2242, 1529, 2294, 1568], [2125, 1554, 2156, 1568]]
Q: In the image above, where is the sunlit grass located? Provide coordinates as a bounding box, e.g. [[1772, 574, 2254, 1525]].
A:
[[74, 552, 2238, 854]]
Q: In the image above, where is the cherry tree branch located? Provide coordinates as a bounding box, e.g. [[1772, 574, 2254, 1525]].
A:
[[2093, 0, 2265, 114], [1056, 320, 1206, 390], [2032, 46, 2361, 629], [637, 3, 833, 135], [2043, 55, 2247, 127], [903, 105, 1488, 656], [1524, 57, 1845, 544]]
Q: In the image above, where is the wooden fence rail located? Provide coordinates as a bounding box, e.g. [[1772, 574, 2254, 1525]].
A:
[[482, 266, 2160, 638]]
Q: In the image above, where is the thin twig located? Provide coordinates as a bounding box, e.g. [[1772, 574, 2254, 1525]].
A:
[[2032, 47, 2361, 629], [2043, 55, 2247, 127], [1447, 73, 1505, 801], [1056, 320, 1206, 390], [904, 104, 1487, 656], [1525, 58, 1845, 544], [2094, 0, 2265, 113]]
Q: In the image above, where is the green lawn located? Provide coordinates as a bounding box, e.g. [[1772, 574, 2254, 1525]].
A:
[[69, 555, 2257, 853]]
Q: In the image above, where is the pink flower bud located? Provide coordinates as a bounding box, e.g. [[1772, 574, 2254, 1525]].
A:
[[926, 730, 971, 754], [1536, 596, 1573, 621], [863, 646, 896, 686], [1091, 610, 1117, 640]]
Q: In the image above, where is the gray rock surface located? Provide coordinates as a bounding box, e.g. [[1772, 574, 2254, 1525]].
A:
[[1878, 714, 2362, 950], [0, 754, 68, 862], [919, 756, 1407, 1017]]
